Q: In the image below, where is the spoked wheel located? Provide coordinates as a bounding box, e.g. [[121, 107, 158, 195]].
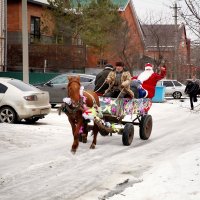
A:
[[173, 91, 182, 99], [122, 123, 134, 146], [139, 114, 152, 140], [0, 106, 17, 123]]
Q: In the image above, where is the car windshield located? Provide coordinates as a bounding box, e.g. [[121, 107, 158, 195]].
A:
[[49, 74, 95, 84], [50, 75, 67, 84], [173, 81, 183, 86], [8, 79, 39, 91]]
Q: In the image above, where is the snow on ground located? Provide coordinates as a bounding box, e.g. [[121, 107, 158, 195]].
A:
[[0, 97, 200, 200]]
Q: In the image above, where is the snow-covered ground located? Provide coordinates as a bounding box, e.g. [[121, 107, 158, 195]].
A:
[[0, 97, 200, 200]]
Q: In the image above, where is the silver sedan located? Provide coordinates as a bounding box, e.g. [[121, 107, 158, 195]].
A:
[[35, 73, 96, 107], [0, 78, 51, 123]]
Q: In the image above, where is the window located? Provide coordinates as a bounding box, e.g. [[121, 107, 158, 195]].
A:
[[80, 77, 92, 82], [173, 81, 182, 86], [30, 16, 40, 43], [0, 83, 7, 93], [8, 80, 38, 91], [72, 35, 83, 45], [51, 75, 67, 84], [163, 81, 174, 87]]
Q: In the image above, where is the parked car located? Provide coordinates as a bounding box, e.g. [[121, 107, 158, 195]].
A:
[[35, 73, 96, 107], [0, 78, 51, 123], [156, 79, 186, 99]]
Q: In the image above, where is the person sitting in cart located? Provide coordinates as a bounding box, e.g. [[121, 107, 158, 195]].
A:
[[103, 61, 134, 98], [131, 63, 166, 98], [94, 62, 114, 96]]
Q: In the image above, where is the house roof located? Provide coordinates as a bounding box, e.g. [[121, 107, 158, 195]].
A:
[[31, 0, 129, 9], [28, 0, 48, 6], [142, 24, 186, 51]]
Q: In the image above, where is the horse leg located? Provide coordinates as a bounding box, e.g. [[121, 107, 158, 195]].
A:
[[71, 120, 83, 153], [90, 124, 99, 149], [67, 115, 76, 135]]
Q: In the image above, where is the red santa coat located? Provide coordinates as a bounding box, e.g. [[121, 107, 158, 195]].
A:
[[132, 67, 166, 98]]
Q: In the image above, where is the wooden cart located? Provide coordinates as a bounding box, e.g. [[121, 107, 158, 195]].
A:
[[94, 97, 153, 146]]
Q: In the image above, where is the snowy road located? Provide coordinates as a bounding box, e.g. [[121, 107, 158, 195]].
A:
[[0, 99, 200, 200]]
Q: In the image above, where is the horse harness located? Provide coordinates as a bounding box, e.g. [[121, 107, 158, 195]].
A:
[[59, 91, 98, 116], [62, 98, 84, 115]]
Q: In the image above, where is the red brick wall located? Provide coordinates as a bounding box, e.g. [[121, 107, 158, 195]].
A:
[[7, 1, 20, 32], [87, 3, 145, 68], [8, 0, 54, 35], [123, 3, 144, 53]]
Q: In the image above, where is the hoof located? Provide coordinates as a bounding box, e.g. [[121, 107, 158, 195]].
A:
[[71, 149, 76, 154], [90, 144, 95, 149], [82, 134, 87, 143], [82, 138, 87, 143]]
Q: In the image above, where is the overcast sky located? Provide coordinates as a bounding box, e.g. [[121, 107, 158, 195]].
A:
[[133, 0, 174, 18]]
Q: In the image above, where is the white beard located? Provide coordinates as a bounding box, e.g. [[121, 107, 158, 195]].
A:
[[137, 70, 154, 83]]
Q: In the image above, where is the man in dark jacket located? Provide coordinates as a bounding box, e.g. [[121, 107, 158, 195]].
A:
[[94, 64, 114, 96]]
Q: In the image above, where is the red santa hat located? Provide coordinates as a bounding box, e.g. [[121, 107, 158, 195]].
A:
[[145, 63, 153, 70]]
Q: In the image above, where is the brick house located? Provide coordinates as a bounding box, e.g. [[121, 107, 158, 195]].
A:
[[141, 24, 191, 80], [7, 0, 87, 72], [86, 0, 145, 73], [6, 0, 145, 74], [5, 0, 192, 79]]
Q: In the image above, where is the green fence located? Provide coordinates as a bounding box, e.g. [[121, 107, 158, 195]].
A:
[[0, 72, 60, 84]]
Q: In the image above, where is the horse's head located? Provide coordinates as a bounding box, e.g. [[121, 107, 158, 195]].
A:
[[68, 76, 81, 107]]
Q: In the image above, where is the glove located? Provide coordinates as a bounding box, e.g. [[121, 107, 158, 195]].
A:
[[121, 82, 126, 88], [106, 78, 111, 84]]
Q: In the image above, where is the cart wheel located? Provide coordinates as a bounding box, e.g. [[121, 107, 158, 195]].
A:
[[122, 123, 134, 146], [99, 129, 109, 136], [139, 114, 152, 140]]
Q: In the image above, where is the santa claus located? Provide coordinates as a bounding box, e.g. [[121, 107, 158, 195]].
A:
[[131, 63, 166, 98]]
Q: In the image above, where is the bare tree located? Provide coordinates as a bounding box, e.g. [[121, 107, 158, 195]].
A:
[[140, 16, 176, 70], [110, 19, 141, 73], [178, 0, 200, 40]]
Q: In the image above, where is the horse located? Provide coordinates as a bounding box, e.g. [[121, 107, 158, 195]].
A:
[[185, 80, 200, 110], [61, 75, 100, 153]]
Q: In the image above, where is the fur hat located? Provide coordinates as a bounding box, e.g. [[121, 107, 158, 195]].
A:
[[145, 63, 153, 70], [115, 61, 125, 67], [104, 64, 113, 70]]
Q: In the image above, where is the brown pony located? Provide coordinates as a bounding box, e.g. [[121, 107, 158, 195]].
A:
[[63, 75, 100, 153]]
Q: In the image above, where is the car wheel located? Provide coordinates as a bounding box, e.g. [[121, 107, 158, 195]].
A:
[[0, 106, 17, 123], [173, 91, 182, 99], [25, 117, 40, 124], [51, 104, 57, 108]]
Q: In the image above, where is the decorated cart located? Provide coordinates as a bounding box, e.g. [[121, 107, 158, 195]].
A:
[[93, 97, 153, 146]]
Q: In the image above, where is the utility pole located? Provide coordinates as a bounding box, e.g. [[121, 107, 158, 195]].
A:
[[22, 0, 29, 83], [172, 1, 181, 80], [173, 1, 178, 79]]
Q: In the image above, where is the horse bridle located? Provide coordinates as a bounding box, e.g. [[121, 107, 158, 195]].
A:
[[66, 80, 84, 113]]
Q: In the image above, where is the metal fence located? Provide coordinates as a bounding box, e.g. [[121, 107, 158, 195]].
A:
[[7, 44, 86, 73]]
